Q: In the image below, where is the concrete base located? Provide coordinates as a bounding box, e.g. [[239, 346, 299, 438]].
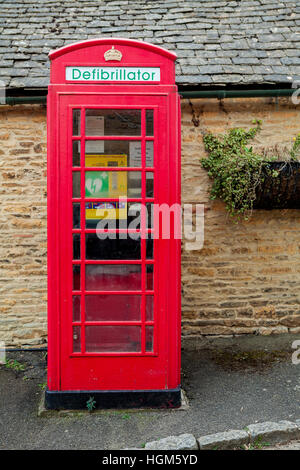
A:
[[39, 388, 188, 416]]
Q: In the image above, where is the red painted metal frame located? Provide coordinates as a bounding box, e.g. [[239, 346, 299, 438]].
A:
[[47, 39, 181, 393]]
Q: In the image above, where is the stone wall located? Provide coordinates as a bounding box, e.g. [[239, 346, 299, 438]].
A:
[[0, 105, 47, 345], [0, 98, 300, 346], [181, 97, 300, 338]]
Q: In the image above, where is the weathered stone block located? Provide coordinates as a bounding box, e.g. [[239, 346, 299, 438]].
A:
[[198, 430, 249, 450], [145, 434, 198, 450], [248, 421, 300, 444]]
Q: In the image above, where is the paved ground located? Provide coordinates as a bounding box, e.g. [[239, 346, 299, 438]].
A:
[[0, 334, 299, 450]]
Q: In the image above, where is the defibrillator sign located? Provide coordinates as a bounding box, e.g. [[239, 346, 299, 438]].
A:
[[85, 154, 127, 220], [66, 66, 160, 82]]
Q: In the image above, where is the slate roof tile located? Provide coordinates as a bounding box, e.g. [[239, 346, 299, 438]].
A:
[[0, 0, 299, 88]]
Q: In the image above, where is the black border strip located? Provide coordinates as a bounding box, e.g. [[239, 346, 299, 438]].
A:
[[45, 387, 181, 410]]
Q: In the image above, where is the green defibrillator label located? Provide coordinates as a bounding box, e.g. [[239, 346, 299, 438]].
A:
[[85, 171, 109, 198]]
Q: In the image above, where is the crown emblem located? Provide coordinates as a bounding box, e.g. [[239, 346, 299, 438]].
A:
[[104, 46, 122, 62]]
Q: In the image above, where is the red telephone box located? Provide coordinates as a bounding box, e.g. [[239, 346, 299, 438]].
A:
[[46, 38, 181, 409]]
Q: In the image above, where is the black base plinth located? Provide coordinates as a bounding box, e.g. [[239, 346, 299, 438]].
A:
[[45, 387, 181, 410]]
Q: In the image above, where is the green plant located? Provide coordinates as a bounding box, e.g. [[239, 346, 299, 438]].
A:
[[290, 133, 300, 161], [202, 122, 300, 219], [86, 396, 96, 412], [38, 382, 47, 390], [247, 436, 271, 450], [201, 120, 279, 219], [5, 359, 25, 371]]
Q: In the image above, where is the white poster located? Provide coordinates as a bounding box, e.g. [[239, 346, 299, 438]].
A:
[[85, 115, 104, 153], [129, 141, 153, 172]]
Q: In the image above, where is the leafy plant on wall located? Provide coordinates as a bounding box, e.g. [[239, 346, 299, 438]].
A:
[[201, 120, 300, 220]]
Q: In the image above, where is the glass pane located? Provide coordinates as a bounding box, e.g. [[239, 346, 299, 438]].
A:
[[86, 234, 141, 260], [86, 201, 125, 228], [85, 109, 141, 136], [85, 201, 141, 229], [127, 202, 141, 230], [73, 265, 80, 291], [85, 326, 141, 352], [146, 141, 154, 167], [86, 295, 141, 321], [85, 141, 141, 167], [85, 141, 152, 168], [146, 110, 154, 136], [86, 264, 142, 291], [73, 326, 81, 352], [146, 296, 154, 321], [72, 109, 81, 136], [72, 172, 81, 198], [128, 172, 142, 198], [73, 203, 80, 228], [146, 203, 153, 229], [146, 265, 153, 290], [72, 140, 81, 167], [73, 234, 80, 260], [146, 326, 154, 352], [73, 296, 81, 322], [146, 238, 153, 259], [85, 171, 141, 198], [146, 172, 154, 198]]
